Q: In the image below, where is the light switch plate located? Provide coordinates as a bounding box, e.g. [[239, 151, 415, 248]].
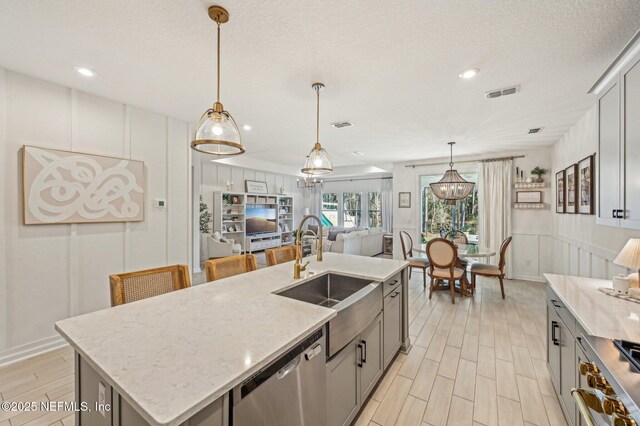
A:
[[153, 199, 166, 208]]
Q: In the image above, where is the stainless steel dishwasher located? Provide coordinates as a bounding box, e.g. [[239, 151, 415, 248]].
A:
[[232, 328, 326, 426]]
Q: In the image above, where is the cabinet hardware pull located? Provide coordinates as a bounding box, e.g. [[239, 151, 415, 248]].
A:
[[389, 280, 398, 285], [551, 300, 561, 308], [390, 292, 400, 298], [551, 321, 559, 346], [614, 209, 618, 218], [357, 343, 364, 368], [361, 340, 367, 363]]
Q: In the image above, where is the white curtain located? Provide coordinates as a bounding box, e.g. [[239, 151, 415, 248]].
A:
[[381, 178, 393, 232], [478, 160, 512, 277]]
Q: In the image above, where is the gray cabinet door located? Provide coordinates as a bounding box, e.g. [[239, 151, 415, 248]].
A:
[[360, 313, 384, 401], [559, 318, 576, 426], [622, 52, 640, 228], [597, 79, 621, 225], [383, 287, 402, 369], [547, 301, 561, 396], [326, 338, 360, 426]]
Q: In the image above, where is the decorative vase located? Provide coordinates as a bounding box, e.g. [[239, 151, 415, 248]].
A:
[[535, 176, 544, 183]]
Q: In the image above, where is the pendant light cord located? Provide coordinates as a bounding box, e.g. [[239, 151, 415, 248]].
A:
[[316, 87, 320, 144], [449, 142, 454, 169], [216, 22, 221, 103]]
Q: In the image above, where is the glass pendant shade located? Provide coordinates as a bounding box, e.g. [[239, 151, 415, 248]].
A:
[[302, 142, 332, 175], [430, 169, 475, 201], [192, 107, 244, 155]]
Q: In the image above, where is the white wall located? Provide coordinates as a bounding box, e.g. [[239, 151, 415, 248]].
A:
[[551, 105, 640, 278], [392, 148, 553, 281], [0, 69, 192, 365]]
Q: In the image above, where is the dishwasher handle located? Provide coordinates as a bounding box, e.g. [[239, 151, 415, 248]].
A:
[[277, 356, 300, 380]]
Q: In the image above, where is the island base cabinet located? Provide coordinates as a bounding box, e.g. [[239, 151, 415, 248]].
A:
[[383, 285, 402, 370], [326, 313, 384, 426], [75, 353, 228, 426], [546, 301, 561, 395], [326, 336, 360, 426], [559, 319, 576, 426]]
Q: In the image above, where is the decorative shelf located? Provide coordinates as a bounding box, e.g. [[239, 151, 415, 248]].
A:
[[513, 203, 546, 210], [514, 182, 545, 189]]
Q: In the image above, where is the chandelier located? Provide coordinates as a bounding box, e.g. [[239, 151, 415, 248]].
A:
[[301, 83, 333, 175], [297, 171, 323, 190], [191, 6, 245, 156], [430, 142, 475, 202]]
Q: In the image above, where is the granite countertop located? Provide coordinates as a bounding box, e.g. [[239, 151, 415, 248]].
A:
[[55, 253, 408, 426], [544, 273, 640, 342]]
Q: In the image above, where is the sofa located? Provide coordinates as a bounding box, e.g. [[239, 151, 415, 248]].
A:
[[320, 227, 385, 257]]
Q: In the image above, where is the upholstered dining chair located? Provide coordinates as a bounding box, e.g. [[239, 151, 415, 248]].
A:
[[265, 246, 297, 267], [470, 236, 513, 299], [205, 254, 258, 282], [399, 231, 429, 288], [426, 238, 465, 304], [445, 229, 470, 271], [109, 264, 191, 307]]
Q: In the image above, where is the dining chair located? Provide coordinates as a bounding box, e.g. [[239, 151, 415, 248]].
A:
[[265, 246, 297, 267], [445, 229, 470, 271], [399, 231, 429, 288], [109, 264, 191, 307], [205, 254, 258, 282], [470, 236, 513, 299], [426, 238, 465, 304]]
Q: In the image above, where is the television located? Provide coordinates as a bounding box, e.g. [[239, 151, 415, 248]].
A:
[[246, 207, 277, 235]]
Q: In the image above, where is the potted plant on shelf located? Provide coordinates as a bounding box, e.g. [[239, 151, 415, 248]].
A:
[[531, 166, 547, 183]]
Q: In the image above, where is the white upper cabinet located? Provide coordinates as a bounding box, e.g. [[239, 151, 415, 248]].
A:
[[594, 31, 640, 230]]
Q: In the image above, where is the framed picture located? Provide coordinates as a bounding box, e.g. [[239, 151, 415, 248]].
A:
[[221, 224, 227, 232], [231, 195, 241, 204], [565, 164, 578, 214], [556, 170, 565, 213], [577, 154, 595, 215], [245, 180, 269, 194], [398, 192, 411, 208], [516, 191, 542, 203], [22, 145, 145, 225]]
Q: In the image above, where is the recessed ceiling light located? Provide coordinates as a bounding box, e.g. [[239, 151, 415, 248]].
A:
[[458, 68, 479, 79], [243, 124, 251, 131], [351, 151, 364, 157], [75, 67, 95, 77]]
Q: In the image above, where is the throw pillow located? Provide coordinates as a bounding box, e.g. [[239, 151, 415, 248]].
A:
[[213, 231, 221, 241], [306, 224, 319, 236], [327, 230, 346, 241], [220, 237, 229, 243]]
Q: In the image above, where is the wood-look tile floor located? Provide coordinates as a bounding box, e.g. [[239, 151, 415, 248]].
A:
[[356, 273, 568, 426], [0, 273, 567, 426]]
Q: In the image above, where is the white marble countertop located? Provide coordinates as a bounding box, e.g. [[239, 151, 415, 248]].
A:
[[55, 253, 408, 426], [544, 273, 640, 342]]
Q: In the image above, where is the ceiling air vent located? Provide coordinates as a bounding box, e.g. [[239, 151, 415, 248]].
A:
[[485, 85, 521, 99], [528, 127, 542, 134], [331, 121, 353, 128]]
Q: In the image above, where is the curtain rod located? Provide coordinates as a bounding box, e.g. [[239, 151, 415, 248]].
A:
[[404, 155, 525, 168], [322, 176, 393, 183]]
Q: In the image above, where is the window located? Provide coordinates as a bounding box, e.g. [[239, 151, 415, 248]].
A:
[[368, 192, 382, 228], [322, 193, 338, 226], [342, 192, 362, 227], [420, 174, 478, 243]]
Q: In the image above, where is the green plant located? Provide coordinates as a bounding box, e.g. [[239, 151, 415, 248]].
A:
[[199, 196, 212, 234], [531, 166, 547, 177]]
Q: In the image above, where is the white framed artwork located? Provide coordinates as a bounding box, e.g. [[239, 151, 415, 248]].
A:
[[22, 146, 145, 225]]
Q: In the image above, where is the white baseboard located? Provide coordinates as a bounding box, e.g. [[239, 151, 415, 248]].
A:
[[0, 335, 69, 367]]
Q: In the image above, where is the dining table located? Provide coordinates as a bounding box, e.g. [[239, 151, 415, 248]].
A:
[[414, 243, 496, 260]]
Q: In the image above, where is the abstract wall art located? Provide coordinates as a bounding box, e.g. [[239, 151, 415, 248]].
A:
[[22, 146, 145, 224]]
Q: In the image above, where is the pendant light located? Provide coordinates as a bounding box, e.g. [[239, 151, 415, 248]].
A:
[[191, 6, 244, 156], [430, 142, 475, 202], [301, 83, 332, 175]]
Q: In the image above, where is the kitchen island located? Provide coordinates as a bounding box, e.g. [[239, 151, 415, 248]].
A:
[[55, 253, 409, 426]]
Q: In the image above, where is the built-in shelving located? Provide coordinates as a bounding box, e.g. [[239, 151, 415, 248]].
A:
[[212, 191, 295, 253]]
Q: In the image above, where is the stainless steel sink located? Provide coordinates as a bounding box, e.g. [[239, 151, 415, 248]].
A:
[[277, 273, 382, 357]]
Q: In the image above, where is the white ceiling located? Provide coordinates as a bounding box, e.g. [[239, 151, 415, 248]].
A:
[[1, 0, 639, 173]]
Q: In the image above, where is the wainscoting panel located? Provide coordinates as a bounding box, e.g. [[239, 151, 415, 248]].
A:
[[511, 232, 554, 282], [552, 234, 629, 281]]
